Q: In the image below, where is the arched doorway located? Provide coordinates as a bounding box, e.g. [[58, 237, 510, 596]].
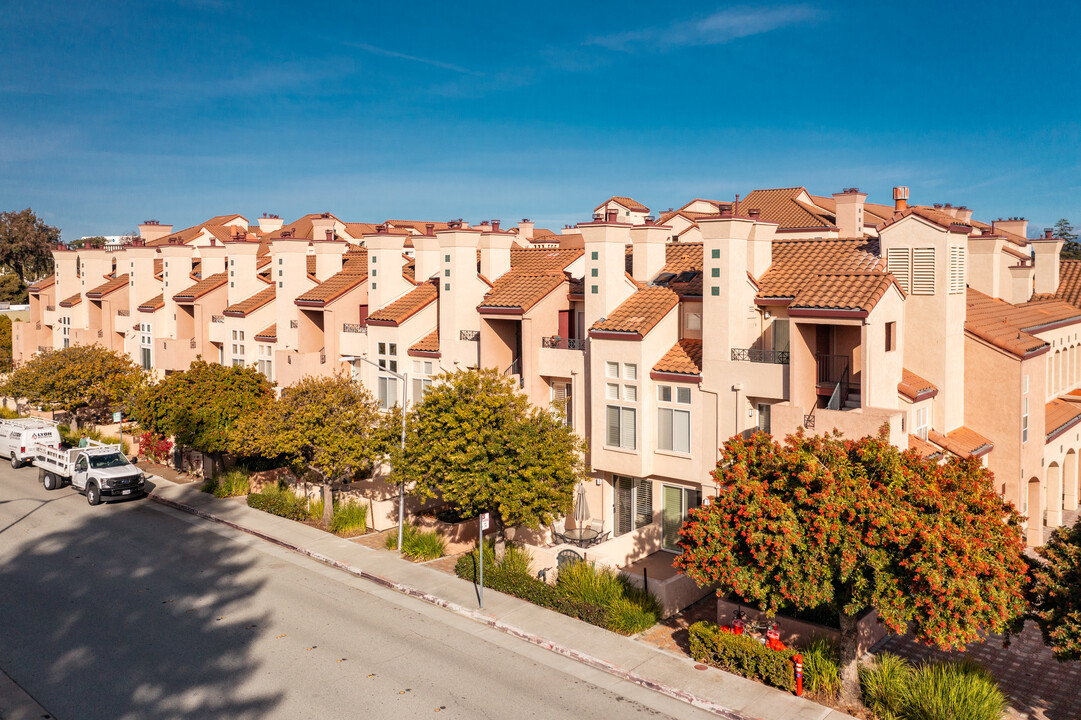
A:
[[1067, 450, 1079, 512], [1027, 478, 1043, 546], [1046, 462, 1063, 528]]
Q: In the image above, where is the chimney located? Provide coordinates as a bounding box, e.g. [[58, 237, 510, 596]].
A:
[[479, 230, 513, 281], [580, 214, 634, 330], [363, 230, 411, 311], [257, 214, 284, 233], [606, 208, 619, 223], [491, 219, 500, 232], [437, 227, 485, 365], [893, 186, 909, 212], [157, 243, 195, 339], [425, 223, 435, 236], [225, 240, 262, 307], [1044, 228, 1054, 239], [967, 234, 1006, 299], [413, 231, 440, 282], [1008, 263, 1035, 304], [994, 217, 1029, 238], [832, 187, 868, 237], [139, 220, 173, 243], [956, 206, 973, 223], [312, 236, 348, 282], [311, 214, 337, 242], [630, 222, 671, 284], [747, 218, 777, 279], [517, 219, 534, 241], [197, 243, 227, 276], [1031, 233, 1064, 296]]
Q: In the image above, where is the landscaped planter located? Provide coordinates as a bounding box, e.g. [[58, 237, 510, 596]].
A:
[[716, 597, 886, 656], [413, 510, 476, 555]]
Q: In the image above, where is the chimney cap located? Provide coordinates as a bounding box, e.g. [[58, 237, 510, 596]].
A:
[[841, 187, 860, 194]]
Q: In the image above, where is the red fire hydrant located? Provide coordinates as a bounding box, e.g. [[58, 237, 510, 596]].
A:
[[793, 654, 803, 696]]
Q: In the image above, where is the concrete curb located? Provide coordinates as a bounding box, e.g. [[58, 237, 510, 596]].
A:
[[147, 490, 753, 720]]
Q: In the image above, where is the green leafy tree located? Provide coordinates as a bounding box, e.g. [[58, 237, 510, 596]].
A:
[[1, 344, 149, 425], [0, 209, 59, 283], [1030, 517, 1081, 660], [68, 236, 107, 249], [674, 430, 1028, 705], [393, 368, 584, 538], [132, 360, 273, 474], [234, 374, 380, 526], [1055, 219, 1081, 260], [0, 316, 11, 370], [0, 274, 28, 304]]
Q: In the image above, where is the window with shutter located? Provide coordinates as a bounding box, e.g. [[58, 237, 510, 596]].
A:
[[615, 476, 633, 535], [634, 478, 652, 529], [606, 406, 620, 447], [886, 248, 911, 293], [948, 246, 965, 294], [621, 407, 636, 450], [912, 247, 935, 295]]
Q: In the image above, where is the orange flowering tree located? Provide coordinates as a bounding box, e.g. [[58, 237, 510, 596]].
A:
[[1030, 517, 1081, 660], [674, 430, 1028, 703]]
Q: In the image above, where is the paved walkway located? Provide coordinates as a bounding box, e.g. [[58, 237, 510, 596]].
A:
[[144, 476, 853, 720], [873, 622, 1081, 720]]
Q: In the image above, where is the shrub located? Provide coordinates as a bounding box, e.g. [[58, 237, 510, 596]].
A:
[[801, 637, 840, 698], [556, 561, 625, 607], [899, 660, 1006, 720], [58, 424, 130, 454], [688, 621, 796, 692], [330, 501, 368, 536], [859, 653, 912, 720], [0, 407, 20, 419], [246, 483, 310, 521], [499, 543, 533, 577], [138, 431, 173, 464], [202, 467, 251, 498], [607, 596, 657, 635], [387, 523, 446, 561]]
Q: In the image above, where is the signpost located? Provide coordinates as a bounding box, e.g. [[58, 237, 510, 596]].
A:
[[113, 412, 124, 457], [478, 512, 490, 608]]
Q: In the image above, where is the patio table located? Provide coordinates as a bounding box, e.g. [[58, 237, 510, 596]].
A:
[[561, 527, 600, 548]]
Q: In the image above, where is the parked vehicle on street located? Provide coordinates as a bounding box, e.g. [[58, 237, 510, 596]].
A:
[[34, 440, 146, 505], [0, 418, 61, 469]]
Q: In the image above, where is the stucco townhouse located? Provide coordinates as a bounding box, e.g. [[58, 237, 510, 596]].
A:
[[14, 187, 1081, 612]]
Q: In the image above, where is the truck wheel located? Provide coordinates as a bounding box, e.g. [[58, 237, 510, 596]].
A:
[[86, 483, 101, 506], [10, 454, 20, 469], [43, 472, 58, 491]]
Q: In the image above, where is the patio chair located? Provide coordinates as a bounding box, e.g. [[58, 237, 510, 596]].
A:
[[590, 519, 603, 534], [591, 531, 610, 546], [557, 549, 583, 571], [551, 518, 567, 544]]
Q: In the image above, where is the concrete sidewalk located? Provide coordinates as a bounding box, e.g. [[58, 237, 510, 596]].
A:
[[146, 477, 855, 720]]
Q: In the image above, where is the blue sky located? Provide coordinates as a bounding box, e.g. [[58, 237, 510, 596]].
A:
[[1, 1, 1079, 240]]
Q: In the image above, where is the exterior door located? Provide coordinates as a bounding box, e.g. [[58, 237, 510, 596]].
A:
[[74, 455, 89, 489], [662, 485, 702, 551]]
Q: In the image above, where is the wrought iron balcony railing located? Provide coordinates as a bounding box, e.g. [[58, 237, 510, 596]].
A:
[[542, 336, 585, 350], [731, 347, 789, 364]]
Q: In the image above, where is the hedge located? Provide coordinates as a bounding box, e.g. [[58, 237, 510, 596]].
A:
[[688, 621, 796, 692], [247, 489, 310, 521]]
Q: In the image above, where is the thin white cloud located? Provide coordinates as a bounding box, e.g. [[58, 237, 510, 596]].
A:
[[589, 5, 821, 52], [344, 41, 484, 77]]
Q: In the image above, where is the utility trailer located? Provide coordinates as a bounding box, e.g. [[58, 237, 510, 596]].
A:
[[34, 440, 146, 505]]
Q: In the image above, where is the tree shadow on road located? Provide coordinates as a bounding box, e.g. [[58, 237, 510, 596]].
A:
[[0, 497, 283, 719]]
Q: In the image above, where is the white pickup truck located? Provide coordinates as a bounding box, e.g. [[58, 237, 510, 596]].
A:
[[35, 441, 146, 505]]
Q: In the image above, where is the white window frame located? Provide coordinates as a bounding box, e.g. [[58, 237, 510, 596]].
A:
[[614, 475, 651, 536], [915, 405, 929, 440], [257, 344, 273, 379], [656, 384, 692, 454]]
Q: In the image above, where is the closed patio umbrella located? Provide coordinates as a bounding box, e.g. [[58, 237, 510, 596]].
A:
[[573, 482, 590, 527]]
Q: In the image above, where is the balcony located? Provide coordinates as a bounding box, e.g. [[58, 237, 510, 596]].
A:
[[542, 336, 585, 351], [731, 347, 788, 364], [211, 315, 224, 323], [343, 323, 367, 334], [816, 353, 859, 411]]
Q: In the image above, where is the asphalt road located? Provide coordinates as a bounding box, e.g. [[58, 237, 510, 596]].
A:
[[0, 464, 717, 720]]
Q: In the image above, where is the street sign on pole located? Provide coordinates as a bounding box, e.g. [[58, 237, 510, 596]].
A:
[[478, 512, 487, 609], [112, 412, 122, 423], [481, 512, 490, 531]]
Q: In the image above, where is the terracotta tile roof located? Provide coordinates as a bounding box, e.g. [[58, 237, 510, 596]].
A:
[[138, 294, 164, 312], [969, 219, 1030, 247], [344, 222, 379, 238], [908, 434, 942, 460], [898, 369, 937, 402], [306, 255, 317, 277], [28, 275, 55, 293], [509, 248, 583, 273], [254, 324, 277, 343], [293, 271, 363, 307], [809, 195, 895, 226], [368, 282, 438, 325], [877, 206, 972, 233], [256, 256, 272, 270], [591, 286, 679, 337], [262, 213, 339, 241], [205, 214, 245, 225], [928, 427, 993, 459], [739, 188, 834, 229], [596, 196, 649, 213], [789, 271, 899, 313], [58, 293, 82, 308], [756, 238, 882, 300], [205, 225, 246, 244], [224, 286, 275, 317], [172, 272, 227, 302], [408, 329, 440, 356], [1046, 399, 1081, 442], [965, 289, 1081, 357], [85, 274, 129, 299], [479, 272, 564, 313], [1040, 259, 1081, 309], [652, 339, 703, 376], [153, 258, 164, 277], [343, 246, 367, 273], [384, 220, 451, 235], [661, 243, 702, 274]]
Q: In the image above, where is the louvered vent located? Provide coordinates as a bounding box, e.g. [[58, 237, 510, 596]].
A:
[[886, 248, 911, 293], [948, 246, 965, 294], [912, 247, 936, 295]]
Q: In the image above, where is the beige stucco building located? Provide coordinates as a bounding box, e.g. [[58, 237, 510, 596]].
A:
[[14, 187, 1081, 609]]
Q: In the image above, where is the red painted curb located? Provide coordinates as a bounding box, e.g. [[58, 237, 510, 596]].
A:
[[148, 490, 752, 720]]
